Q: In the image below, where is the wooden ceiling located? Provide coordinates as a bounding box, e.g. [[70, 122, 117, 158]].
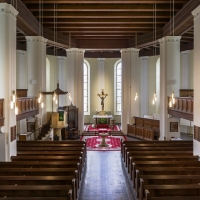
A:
[[3, 0, 198, 57]]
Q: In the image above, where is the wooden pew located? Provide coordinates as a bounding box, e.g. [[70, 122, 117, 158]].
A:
[[135, 166, 200, 199], [126, 150, 195, 169], [0, 185, 73, 200], [131, 161, 200, 190], [139, 175, 200, 200], [0, 176, 76, 200], [144, 184, 200, 200]]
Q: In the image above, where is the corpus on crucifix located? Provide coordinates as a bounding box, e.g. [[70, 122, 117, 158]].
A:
[[97, 89, 108, 111]]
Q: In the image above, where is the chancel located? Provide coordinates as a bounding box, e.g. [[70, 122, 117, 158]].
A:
[[0, 1, 200, 200]]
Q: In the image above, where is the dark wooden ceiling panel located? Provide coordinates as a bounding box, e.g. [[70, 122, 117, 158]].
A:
[[2, 0, 196, 58]]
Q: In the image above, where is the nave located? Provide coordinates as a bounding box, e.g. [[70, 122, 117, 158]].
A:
[[79, 151, 135, 200]]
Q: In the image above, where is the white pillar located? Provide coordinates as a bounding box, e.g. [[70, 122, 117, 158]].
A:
[[159, 36, 181, 140], [0, 3, 18, 161], [181, 50, 191, 89], [66, 48, 85, 133], [121, 48, 140, 134], [26, 36, 48, 123], [130, 49, 140, 122], [97, 58, 106, 110], [16, 50, 27, 89], [192, 6, 200, 156], [140, 56, 149, 117], [57, 56, 66, 106]]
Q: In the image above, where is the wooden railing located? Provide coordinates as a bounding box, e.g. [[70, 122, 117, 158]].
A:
[[168, 97, 193, 121], [16, 97, 39, 121], [0, 99, 4, 127], [179, 89, 193, 97]]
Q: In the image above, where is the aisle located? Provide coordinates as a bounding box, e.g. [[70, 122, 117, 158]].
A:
[[79, 151, 135, 200]]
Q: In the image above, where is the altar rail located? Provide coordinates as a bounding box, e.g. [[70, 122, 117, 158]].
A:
[[127, 117, 160, 141], [0, 99, 4, 127], [16, 97, 39, 121], [168, 97, 193, 121]]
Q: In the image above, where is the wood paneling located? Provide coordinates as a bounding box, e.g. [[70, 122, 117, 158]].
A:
[[168, 97, 193, 121], [0, 99, 4, 127], [128, 117, 160, 140], [194, 125, 200, 142], [179, 89, 193, 97], [16, 89, 28, 97]]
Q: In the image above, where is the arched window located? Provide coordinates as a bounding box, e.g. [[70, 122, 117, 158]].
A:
[[84, 60, 90, 115], [114, 59, 122, 115]]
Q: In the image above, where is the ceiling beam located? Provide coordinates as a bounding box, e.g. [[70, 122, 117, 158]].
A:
[[28, 4, 181, 12], [21, 0, 189, 4]]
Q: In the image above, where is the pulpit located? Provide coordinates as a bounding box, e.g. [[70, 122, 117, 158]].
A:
[[51, 111, 67, 141]]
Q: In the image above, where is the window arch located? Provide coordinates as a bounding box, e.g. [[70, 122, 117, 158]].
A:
[[84, 59, 90, 115], [114, 59, 122, 115]]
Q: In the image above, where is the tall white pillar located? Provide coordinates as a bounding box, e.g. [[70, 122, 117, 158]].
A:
[[192, 6, 200, 156], [57, 56, 66, 106], [16, 50, 27, 89], [181, 50, 191, 89], [66, 48, 85, 133], [140, 56, 149, 117], [97, 58, 106, 110], [159, 36, 181, 140], [121, 48, 140, 134], [26, 36, 48, 123], [0, 3, 18, 161]]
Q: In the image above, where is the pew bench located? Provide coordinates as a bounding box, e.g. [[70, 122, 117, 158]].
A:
[[0, 176, 76, 200], [144, 184, 200, 200], [131, 161, 200, 188], [0, 185, 73, 200], [139, 175, 200, 200]]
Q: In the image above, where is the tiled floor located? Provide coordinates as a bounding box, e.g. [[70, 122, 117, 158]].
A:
[[79, 151, 135, 200]]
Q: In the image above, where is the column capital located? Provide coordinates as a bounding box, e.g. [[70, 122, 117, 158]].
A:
[[97, 58, 106, 61], [121, 48, 140, 54], [192, 5, 200, 20], [25, 36, 48, 44], [57, 56, 66, 61], [0, 3, 18, 17], [181, 50, 191, 56], [140, 56, 149, 61], [159, 36, 181, 44], [17, 50, 26, 56], [66, 48, 85, 54]]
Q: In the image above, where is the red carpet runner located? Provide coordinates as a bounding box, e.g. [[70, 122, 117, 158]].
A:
[[85, 136, 125, 151]]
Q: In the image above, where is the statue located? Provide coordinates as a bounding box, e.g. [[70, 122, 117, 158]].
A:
[[97, 89, 108, 111]]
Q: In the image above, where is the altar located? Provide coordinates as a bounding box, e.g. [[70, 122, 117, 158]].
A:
[[93, 115, 113, 127]]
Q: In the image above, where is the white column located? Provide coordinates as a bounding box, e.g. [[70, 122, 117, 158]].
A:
[[130, 49, 140, 122], [57, 56, 66, 106], [97, 58, 106, 110], [26, 36, 48, 123], [140, 56, 149, 117], [66, 48, 85, 133], [192, 6, 200, 156], [0, 3, 18, 161], [181, 50, 191, 89], [121, 48, 140, 134], [159, 36, 181, 140], [16, 50, 27, 89]]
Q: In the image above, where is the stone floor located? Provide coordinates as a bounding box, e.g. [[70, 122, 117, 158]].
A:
[[79, 151, 135, 200]]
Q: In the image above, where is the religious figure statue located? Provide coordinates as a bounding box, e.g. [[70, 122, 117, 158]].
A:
[[97, 89, 108, 111]]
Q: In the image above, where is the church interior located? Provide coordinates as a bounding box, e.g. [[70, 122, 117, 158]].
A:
[[0, 0, 200, 199]]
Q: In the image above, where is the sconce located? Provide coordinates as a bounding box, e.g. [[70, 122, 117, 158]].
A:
[[38, 90, 44, 108], [135, 93, 138, 101], [10, 90, 18, 115], [152, 92, 157, 105], [169, 91, 175, 108]]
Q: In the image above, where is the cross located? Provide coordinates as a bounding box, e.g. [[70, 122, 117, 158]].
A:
[[97, 89, 108, 111]]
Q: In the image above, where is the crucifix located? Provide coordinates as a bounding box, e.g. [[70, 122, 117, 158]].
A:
[[97, 89, 108, 111]]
